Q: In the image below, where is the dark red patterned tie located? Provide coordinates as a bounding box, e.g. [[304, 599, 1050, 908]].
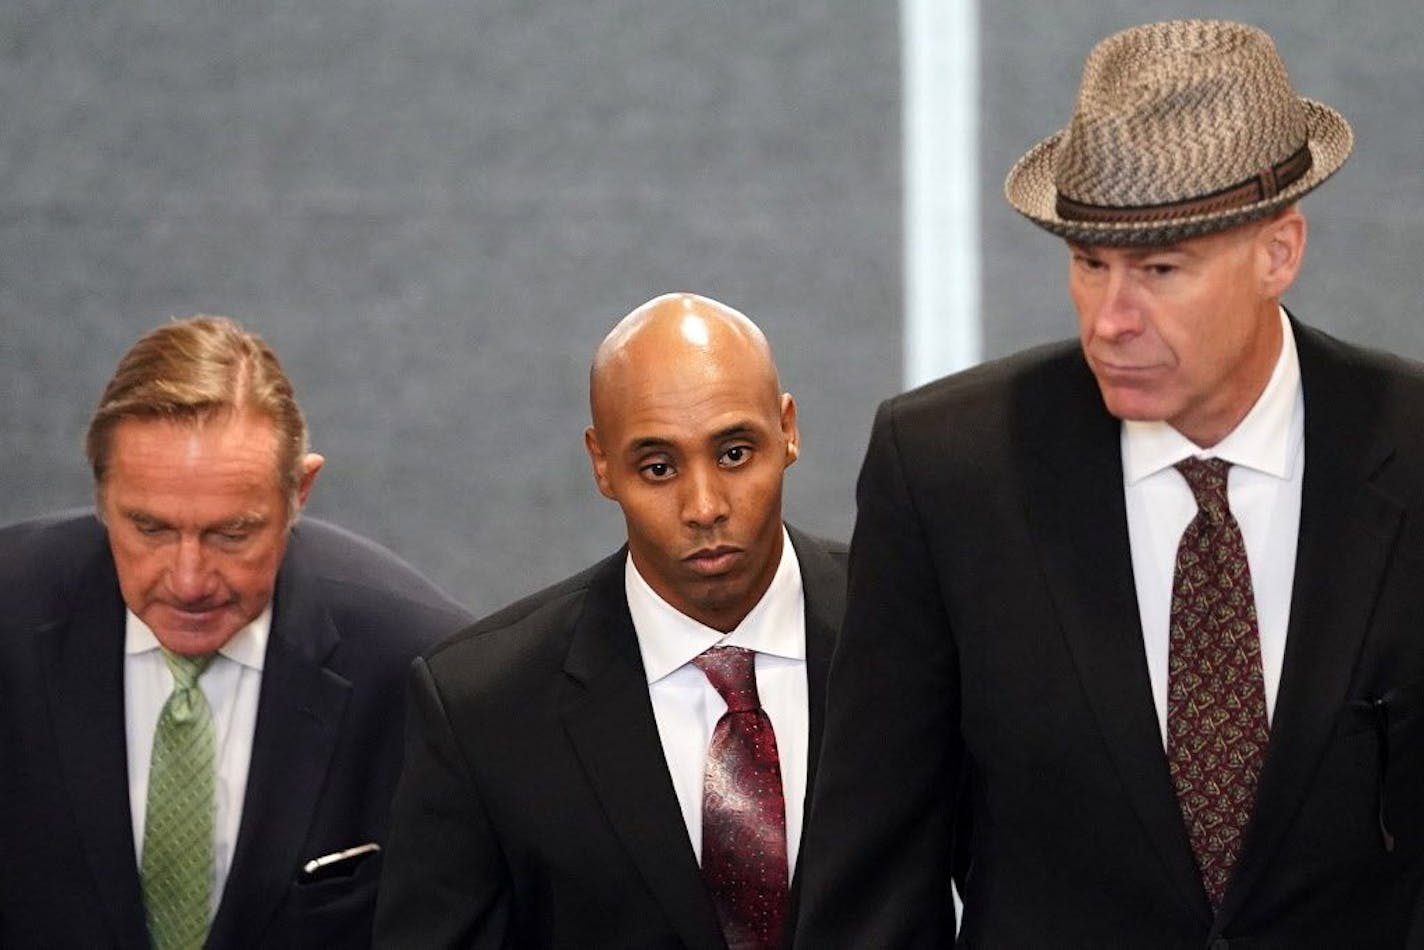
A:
[[692, 646, 789, 950], [1167, 457, 1270, 910]]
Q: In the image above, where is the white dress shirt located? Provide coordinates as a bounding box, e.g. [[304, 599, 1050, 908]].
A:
[[1123, 308, 1304, 743], [125, 607, 267, 913], [627, 526, 809, 873]]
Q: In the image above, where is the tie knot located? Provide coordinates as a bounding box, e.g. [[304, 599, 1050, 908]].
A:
[[692, 646, 761, 713], [1175, 456, 1232, 524], [162, 649, 214, 691]]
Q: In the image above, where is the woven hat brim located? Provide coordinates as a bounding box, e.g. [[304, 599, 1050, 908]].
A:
[[1004, 99, 1353, 246]]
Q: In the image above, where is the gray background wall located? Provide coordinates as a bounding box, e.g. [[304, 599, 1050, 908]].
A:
[[0, 1, 898, 612], [2, 1, 1419, 615]]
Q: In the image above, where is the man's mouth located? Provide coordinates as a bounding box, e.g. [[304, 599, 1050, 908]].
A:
[[684, 546, 743, 575]]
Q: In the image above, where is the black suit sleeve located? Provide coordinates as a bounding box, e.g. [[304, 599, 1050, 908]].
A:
[[793, 399, 962, 948], [374, 658, 512, 949]]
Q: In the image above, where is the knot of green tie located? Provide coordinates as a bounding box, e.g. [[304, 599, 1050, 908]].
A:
[[161, 649, 215, 723]]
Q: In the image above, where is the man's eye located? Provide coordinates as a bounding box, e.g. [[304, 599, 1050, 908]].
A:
[[641, 462, 674, 480], [1146, 263, 1177, 276], [217, 532, 248, 543], [720, 446, 752, 467]]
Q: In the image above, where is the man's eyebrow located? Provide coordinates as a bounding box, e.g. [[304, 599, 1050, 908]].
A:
[[625, 435, 675, 454], [1128, 245, 1190, 259], [623, 423, 760, 455], [118, 509, 266, 532], [1068, 241, 1189, 259], [711, 423, 758, 442], [213, 513, 267, 532]]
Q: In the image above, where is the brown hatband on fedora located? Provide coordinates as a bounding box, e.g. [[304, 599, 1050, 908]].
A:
[[1004, 19, 1353, 246]]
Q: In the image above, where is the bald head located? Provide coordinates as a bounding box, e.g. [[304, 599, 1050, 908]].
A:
[[589, 293, 781, 433], [584, 292, 799, 631]]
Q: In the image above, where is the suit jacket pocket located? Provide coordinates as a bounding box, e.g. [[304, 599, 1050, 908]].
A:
[[1338, 677, 1424, 735], [1339, 678, 1424, 853], [286, 847, 383, 949]]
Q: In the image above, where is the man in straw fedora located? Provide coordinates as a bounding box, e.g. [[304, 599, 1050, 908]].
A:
[[795, 19, 1424, 947]]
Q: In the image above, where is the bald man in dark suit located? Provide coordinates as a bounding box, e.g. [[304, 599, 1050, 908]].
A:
[[376, 294, 845, 949]]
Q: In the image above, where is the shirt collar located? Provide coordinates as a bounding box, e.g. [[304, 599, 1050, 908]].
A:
[[124, 604, 271, 671], [627, 525, 805, 685], [1122, 307, 1302, 485]]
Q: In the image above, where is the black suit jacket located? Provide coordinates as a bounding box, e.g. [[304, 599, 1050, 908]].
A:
[[794, 322, 1424, 948], [0, 512, 472, 949], [373, 526, 846, 949]]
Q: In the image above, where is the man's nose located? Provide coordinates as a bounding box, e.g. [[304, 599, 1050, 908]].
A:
[[167, 535, 219, 602], [1091, 269, 1145, 342], [681, 466, 731, 529]]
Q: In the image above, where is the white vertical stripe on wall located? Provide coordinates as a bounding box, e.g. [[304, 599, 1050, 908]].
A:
[[903, 0, 981, 389]]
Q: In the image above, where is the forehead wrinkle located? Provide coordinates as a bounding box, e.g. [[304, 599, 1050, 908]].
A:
[[621, 410, 764, 453], [106, 413, 289, 510], [610, 385, 779, 470]]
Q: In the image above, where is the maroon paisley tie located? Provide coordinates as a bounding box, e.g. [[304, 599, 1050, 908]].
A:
[[692, 646, 789, 950], [1167, 457, 1271, 910]]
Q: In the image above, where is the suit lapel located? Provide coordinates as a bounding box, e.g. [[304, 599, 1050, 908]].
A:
[[1214, 323, 1402, 928], [43, 568, 152, 948], [1024, 352, 1213, 923], [206, 550, 351, 949], [560, 551, 726, 950], [783, 527, 843, 937], [786, 527, 843, 825]]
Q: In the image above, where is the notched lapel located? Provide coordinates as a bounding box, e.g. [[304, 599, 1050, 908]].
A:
[[43, 580, 152, 947], [560, 555, 725, 950], [207, 586, 351, 948], [1022, 363, 1213, 924], [1217, 330, 1402, 927], [787, 528, 843, 812]]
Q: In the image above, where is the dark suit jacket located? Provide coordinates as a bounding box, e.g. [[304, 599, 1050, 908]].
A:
[[794, 322, 1424, 948], [373, 526, 846, 949], [0, 512, 472, 949]]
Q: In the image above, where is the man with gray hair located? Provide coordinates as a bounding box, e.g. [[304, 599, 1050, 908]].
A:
[[0, 315, 471, 949], [796, 19, 1424, 947]]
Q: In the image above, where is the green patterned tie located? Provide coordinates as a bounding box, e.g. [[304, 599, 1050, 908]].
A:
[[141, 649, 217, 950]]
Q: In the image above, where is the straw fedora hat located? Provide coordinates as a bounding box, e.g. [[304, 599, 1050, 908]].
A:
[[1004, 19, 1353, 246]]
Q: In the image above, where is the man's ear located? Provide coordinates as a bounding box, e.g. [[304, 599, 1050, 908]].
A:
[[295, 453, 324, 510], [584, 427, 617, 500], [1258, 207, 1307, 299], [780, 393, 800, 468]]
